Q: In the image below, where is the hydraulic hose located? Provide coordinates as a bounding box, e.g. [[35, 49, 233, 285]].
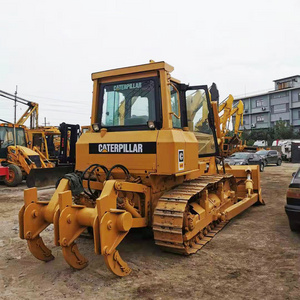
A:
[[81, 164, 108, 199], [106, 164, 130, 181]]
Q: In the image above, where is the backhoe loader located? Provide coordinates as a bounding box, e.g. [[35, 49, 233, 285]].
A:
[[19, 61, 263, 277], [0, 123, 54, 186], [1, 91, 79, 187], [0, 123, 77, 187]]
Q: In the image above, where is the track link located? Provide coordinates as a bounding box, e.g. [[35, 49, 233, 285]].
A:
[[153, 174, 233, 255]]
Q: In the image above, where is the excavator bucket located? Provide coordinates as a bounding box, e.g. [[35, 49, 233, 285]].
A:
[[26, 165, 74, 187]]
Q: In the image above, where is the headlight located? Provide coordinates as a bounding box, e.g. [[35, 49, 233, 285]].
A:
[[147, 121, 156, 129], [239, 161, 245, 165], [92, 123, 100, 132]]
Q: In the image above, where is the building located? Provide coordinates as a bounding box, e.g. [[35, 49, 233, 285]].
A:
[[233, 75, 300, 132]]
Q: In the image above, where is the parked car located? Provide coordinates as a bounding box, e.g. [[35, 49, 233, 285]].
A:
[[285, 168, 300, 231], [253, 140, 268, 147], [224, 152, 264, 172], [256, 150, 282, 166]]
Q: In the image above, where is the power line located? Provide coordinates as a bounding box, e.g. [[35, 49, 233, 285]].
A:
[[20, 92, 91, 105], [39, 108, 90, 115]]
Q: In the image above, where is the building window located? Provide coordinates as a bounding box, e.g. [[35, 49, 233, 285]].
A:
[[278, 82, 292, 90], [270, 91, 288, 99], [272, 103, 287, 113], [256, 99, 264, 107], [256, 115, 264, 122], [298, 93, 300, 101], [298, 111, 300, 119]]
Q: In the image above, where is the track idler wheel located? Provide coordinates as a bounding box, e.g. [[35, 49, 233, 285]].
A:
[[103, 249, 132, 277], [27, 235, 54, 262], [61, 242, 88, 270]]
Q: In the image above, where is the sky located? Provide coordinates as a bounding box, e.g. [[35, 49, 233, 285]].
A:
[[1, 0, 300, 127]]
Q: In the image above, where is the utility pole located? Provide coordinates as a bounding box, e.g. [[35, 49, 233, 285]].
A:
[[43, 117, 50, 126], [14, 85, 18, 124]]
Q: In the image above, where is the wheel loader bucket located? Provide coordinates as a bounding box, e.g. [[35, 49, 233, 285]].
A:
[[26, 165, 75, 187]]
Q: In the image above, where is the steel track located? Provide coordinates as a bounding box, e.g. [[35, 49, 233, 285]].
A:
[[153, 174, 233, 255]]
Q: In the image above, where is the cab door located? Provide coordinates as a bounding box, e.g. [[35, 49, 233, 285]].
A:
[[182, 85, 219, 157]]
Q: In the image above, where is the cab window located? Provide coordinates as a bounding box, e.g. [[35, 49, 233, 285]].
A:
[[185, 88, 217, 155], [101, 79, 156, 127], [16, 128, 26, 146], [170, 85, 181, 128], [0, 126, 26, 148]]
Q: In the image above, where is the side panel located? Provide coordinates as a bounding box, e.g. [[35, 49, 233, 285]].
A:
[[76, 131, 158, 174], [156, 130, 198, 174], [183, 131, 199, 172]]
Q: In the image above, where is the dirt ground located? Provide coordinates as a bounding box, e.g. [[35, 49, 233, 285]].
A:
[[0, 163, 300, 300]]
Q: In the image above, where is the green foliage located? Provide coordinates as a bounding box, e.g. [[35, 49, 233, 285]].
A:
[[273, 120, 295, 139], [241, 121, 300, 145], [225, 130, 235, 137]]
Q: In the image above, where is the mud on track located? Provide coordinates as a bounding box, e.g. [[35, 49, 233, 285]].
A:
[[0, 163, 300, 300]]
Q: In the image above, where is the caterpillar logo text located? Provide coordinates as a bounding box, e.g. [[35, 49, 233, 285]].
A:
[[89, 142, 156, 154]]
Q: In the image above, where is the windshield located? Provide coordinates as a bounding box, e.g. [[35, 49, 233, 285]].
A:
[[229, 152, 249, 159], [186, 88, 216, 156], [100, 79, 156, 127], [0, 126, 26, 148], [256, 150, 268, 155]]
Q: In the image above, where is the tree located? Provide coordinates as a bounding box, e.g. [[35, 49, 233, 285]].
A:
[[241, 120, 300, 146], [273, 120, 295, 140]]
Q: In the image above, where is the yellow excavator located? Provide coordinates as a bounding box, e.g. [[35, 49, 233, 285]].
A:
[[216, 94, 245, 156], [183, 86, 245, 157], [19, 61, 263, 277]]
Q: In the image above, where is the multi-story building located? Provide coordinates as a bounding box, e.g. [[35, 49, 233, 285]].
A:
[[233, 75, 300, 132]]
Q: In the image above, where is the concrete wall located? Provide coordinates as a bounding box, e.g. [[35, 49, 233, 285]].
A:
[[291, 90, 300, 103]]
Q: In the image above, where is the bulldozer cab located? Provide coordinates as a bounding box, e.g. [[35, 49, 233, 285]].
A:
[[80, 61, 218, 175]]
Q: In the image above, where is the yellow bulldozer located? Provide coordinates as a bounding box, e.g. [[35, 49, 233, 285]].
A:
[[19, 61, 263, 277]]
